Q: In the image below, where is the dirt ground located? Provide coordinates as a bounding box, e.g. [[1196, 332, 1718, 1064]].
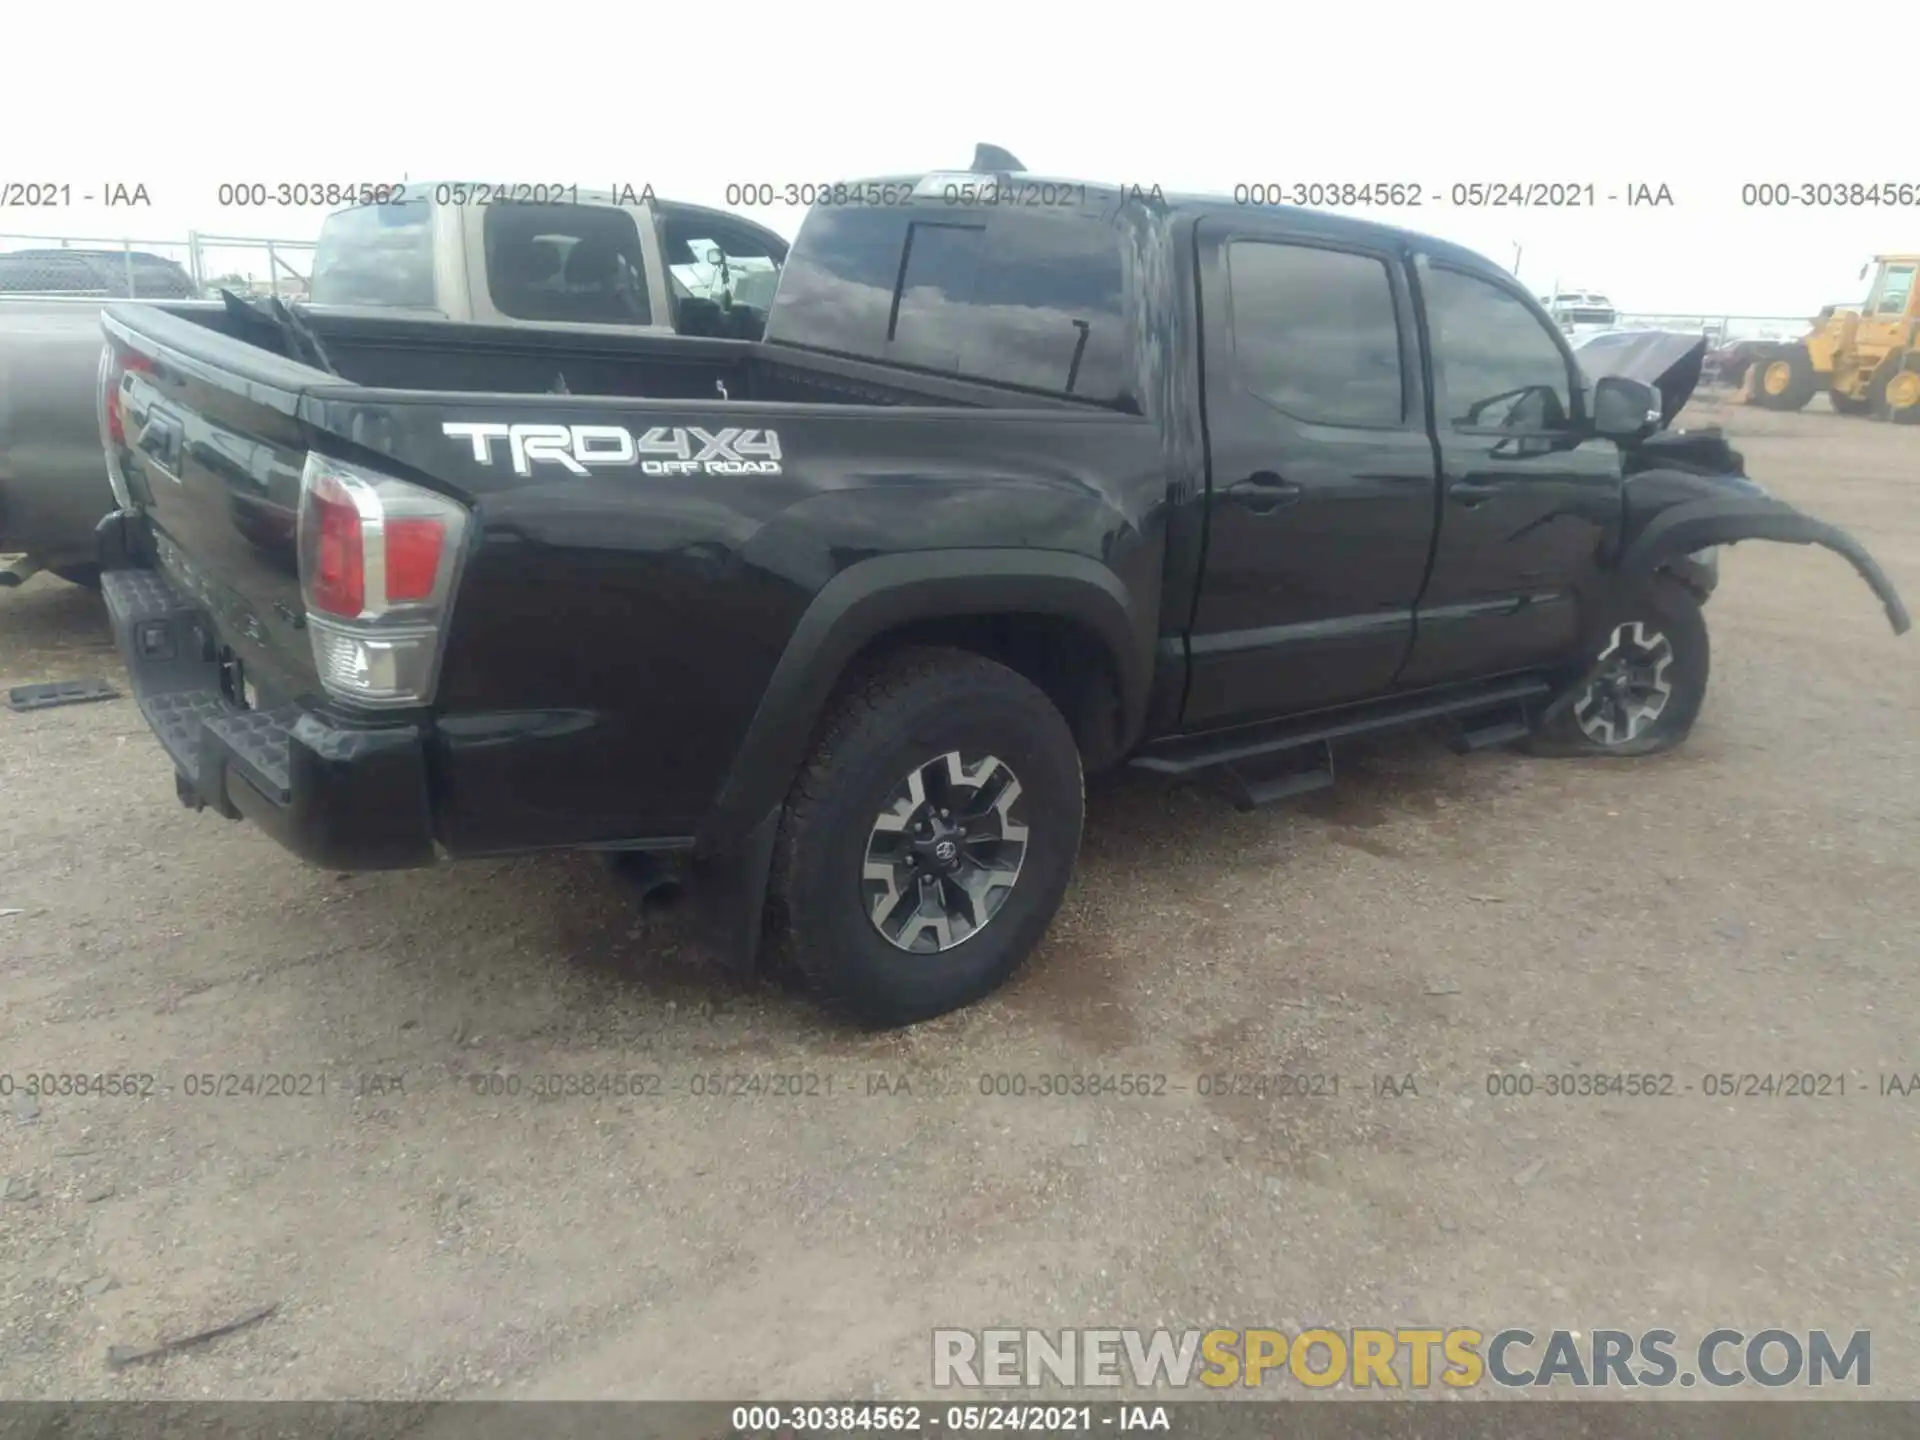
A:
[[1, 393, 1916, 1402]]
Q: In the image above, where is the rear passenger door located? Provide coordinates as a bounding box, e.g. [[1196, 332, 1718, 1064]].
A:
[[1182, 221, 1439, 728]]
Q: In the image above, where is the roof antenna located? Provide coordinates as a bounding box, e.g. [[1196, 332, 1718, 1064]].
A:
[[971, 144, 1025, 173]]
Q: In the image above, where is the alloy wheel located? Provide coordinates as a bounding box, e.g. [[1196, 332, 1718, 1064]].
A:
[[1574, 622, 1675, 746], [862, 751, 1029, 953]]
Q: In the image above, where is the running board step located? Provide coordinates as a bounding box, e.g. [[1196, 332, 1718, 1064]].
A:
[[1215, 744, 1335, 811], [1131, 675, 1554, 778], [1447, 707, 1535, 755]]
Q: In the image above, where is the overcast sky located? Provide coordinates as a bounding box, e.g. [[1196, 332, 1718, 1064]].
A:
[[1, 0, 1905, 317]]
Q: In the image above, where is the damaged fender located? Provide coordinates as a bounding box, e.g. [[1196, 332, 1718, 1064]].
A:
[[1540, 493, 1909, 729], [1617, 494, 1910, 636]]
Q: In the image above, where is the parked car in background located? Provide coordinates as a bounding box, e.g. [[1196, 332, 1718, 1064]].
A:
[[0, 187, 788, 589], [0, 248, 198, 300], [305, 184, 789, 340], [1540, 289, 1620, 338], [0, 249, 203, 586]]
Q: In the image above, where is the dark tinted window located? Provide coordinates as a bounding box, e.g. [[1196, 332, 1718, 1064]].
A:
[[765, 205, 1129, 403], [1424, 265, 1573, 430], [484, 203, 651, 326], [1226, 241, 1404, 425], [311, 200, 436, 308], [891, 222, 986, 369]]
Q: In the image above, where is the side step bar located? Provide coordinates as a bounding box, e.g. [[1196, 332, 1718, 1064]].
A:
[[1130, 675, 1553, 808]]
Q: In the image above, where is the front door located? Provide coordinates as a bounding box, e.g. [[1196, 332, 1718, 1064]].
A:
[[1396, 256, 1625, 689], [1182, 220, 1439, 728]]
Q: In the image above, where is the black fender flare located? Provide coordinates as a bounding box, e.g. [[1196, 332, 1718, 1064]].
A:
[[1539, 496, 1910, 729], [698, 548, 1151, 854], [1616, 495, 1910, 636]]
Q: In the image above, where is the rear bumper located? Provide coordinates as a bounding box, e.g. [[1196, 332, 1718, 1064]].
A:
[[101, 557, 437, 871]]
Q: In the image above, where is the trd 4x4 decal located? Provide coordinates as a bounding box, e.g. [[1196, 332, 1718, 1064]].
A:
[[444, 422, 783, 477]]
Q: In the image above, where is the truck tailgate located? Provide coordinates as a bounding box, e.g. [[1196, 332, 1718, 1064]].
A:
[[99, 305, 448, 867], [103, 306, 334, 703]]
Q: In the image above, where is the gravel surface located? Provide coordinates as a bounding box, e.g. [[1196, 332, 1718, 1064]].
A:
[[1, 395, 1916, 1400]]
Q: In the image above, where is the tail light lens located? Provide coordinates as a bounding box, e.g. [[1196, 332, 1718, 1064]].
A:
[[296, 452, 469, 708], [97, 344, 154, 508]]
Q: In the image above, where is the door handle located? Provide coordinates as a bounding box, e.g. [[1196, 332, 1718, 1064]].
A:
[[1450, 478, 1498, 509], [1225, 472, 1303, 513]]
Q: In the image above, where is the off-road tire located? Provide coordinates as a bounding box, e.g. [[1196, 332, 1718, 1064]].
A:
[[1750, 345, 1817, 412], [1829, 390, 1873, 417], [1871, 354, 1920, 426], [1528, 573, 1710, 758], [766, 646, 1084, 1028]]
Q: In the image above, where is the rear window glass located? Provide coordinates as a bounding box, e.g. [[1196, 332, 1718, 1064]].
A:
[[311, 201, 436, 308], [766, 204, 1129, 404], [484, 204, 651, 326]]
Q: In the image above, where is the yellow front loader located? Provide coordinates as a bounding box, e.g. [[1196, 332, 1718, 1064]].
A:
[[1742, 254, 1920, 423]]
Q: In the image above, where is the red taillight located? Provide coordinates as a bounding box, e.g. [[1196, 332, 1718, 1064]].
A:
[[382, 517, 446, 603], [296, 451, 470, 707], [307, 471, 366, 617], [102, 350, 153, 448]]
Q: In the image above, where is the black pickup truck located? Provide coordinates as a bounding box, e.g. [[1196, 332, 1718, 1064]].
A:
[[94, 150, 1910, 1026]]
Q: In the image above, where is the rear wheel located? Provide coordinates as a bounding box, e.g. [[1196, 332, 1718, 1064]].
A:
[[767, 647, 1084, 1028], [1529, 574, 1710, 758], [1751, 345, 1817, 411]]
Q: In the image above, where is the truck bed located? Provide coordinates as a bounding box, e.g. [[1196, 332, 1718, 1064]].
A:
[[138, 300, 1116, 412]]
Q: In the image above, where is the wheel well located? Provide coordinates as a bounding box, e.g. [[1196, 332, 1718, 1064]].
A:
[[840, 613, 1129, 771]]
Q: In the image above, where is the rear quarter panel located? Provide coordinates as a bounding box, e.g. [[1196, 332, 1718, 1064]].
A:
[[300, 392, 1169, 853]]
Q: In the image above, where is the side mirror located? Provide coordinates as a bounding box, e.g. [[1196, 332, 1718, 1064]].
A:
[[1592, 375, 1661, 439]]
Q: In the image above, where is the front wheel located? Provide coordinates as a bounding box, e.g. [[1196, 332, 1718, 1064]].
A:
[[1530, 574, 1710, 758], [767, 647, 1084, 1028], [1751, 345, 1817, 412]]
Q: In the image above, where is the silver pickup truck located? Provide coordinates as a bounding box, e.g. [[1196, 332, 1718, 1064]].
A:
[[0, 189, 788, 587], [0, 249, 202, 586]]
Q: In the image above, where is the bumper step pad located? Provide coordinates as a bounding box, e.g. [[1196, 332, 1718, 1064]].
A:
[[103, 569, 296, 812]]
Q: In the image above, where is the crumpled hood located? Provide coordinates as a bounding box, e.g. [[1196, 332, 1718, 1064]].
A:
[[1572, 330, 1708, 430]]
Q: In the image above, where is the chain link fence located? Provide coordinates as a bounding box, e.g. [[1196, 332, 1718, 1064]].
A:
[[0, 232, 317, 299], [1615, 313, 1820, 345]]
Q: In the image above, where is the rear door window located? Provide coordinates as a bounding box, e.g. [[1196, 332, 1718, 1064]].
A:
[[1225, 240, 1406, 426], [483, 204, 651, 326]]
